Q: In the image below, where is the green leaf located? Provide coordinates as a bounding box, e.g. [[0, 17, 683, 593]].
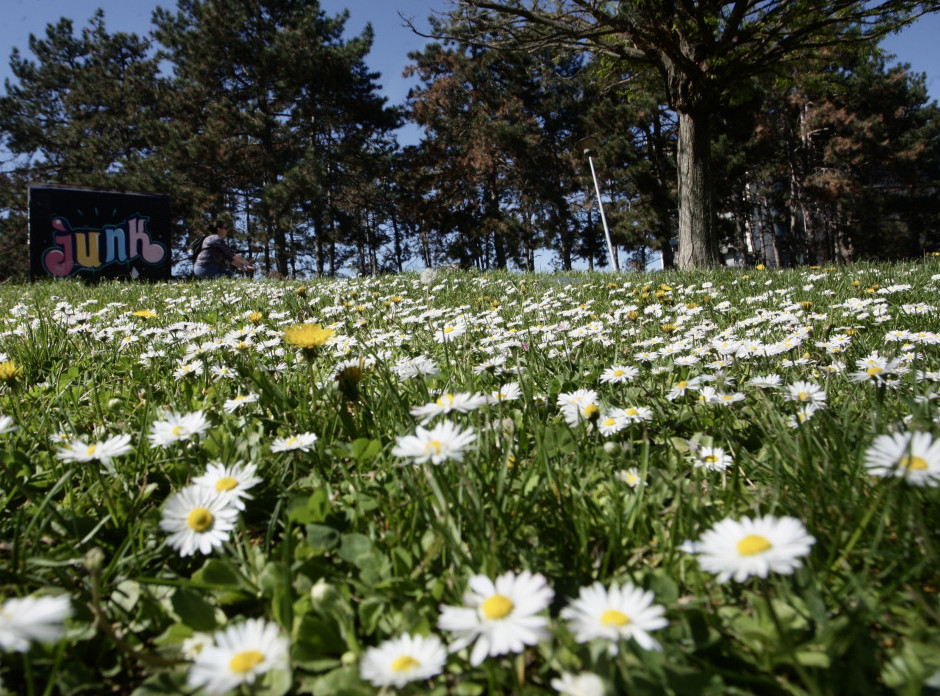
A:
[[253, 667, 293, 696], [288, 489, 330, 525], [171, 588, 218, 631], [358, 597, 385, 636], [304, 666, 373, 696], [192, 559, 245, 589], [130, 670, 190, 696], [305, 524, 340, 552], [294, 614, 347, 658], [338, 533, 373, 566], [795, 649, 831, 669], [350, 438, 382, 462]]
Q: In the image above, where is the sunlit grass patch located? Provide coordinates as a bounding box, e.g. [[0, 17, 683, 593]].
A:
[[0, 263, 938, 694]]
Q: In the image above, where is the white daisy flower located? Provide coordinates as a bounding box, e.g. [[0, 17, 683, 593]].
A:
[[695, 446, 733, 472], [173, 360, 205, 380], [848, 353, 906, 384], [864, 431, 940, 486], [598, 411, 627, 436], [672, 355, 700, 367], [187, 618, 290, 696], [391, 355, 439, 380], [210, 364, 237, 380], [359, 633, 447, 688], [437, 570, 553, 666], [560, 581, 668, 654], [0, 594, 72, 652], [783, 381, 827, 406], [557, 389, 601, 427], [434, 316, 467, 343], [714, 391, 746, 406], [693, 515, 815, 583], [487, 382, 522, 404], [787, 404, 821, 428], [181, 632, 213, 660], [148, 410, 210, 448], [410, 391, 488, 424], [192, 461, 262, 511], [392, 421, 477, 466], [270, 432, 318, 453], [666, 378, 696, 401], [160, 485, 240, 557], [55, 434, 133, 471], [223, 393, 259, 414], [599, 365, 639, 384], [551, 671, 608, 696], [0, 415, 16, 436], [619, 405, 653, 424], [616, 468, 644, 488]]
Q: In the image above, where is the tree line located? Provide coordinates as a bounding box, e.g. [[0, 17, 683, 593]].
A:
[[1, 0, 938, 281]]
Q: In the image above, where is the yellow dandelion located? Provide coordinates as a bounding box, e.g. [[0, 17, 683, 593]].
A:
[[0, 361, 21, 382], [283, 323, 335, 350]]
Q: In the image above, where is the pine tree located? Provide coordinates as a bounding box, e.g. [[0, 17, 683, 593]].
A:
[[153, 0, 396, 276]]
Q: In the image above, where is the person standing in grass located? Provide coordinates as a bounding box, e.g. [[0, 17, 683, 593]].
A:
[[193, 218, 255, 279]]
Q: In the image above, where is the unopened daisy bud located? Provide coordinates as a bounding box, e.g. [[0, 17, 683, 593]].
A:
[[83, 547, 106, 574], [310, 579, 352, 620]]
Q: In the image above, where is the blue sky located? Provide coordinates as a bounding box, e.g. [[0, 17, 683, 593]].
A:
[[2, 0, 938, 144]]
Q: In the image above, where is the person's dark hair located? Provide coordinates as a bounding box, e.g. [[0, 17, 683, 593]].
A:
[[213, 218, 230, 231]]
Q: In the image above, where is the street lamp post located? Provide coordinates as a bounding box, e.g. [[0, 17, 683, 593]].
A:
[[577, 136, 619, 272]]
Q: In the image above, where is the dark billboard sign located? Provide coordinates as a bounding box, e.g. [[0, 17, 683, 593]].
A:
[[28, 184, 172, 281]]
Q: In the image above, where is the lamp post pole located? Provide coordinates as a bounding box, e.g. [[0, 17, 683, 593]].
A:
[[577, 137, 619, 272]]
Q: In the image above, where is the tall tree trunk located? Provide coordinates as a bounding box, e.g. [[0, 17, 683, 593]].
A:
[[391, 217, 403, 273], [273, 222, 288, 276], [676, 108, 720, 269]]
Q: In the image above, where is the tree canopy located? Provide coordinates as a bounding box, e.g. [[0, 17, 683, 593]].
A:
[[455, 0, 939, 267], [0, 0, 938, 280]]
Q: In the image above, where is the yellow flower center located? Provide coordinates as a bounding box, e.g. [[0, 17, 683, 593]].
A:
[[425, 440, 443, 455], [625, 408, 639, 416], [0, 361, 20, 381], [582, 404, 600, 420], [443, 326, 455, 334], [229, 650, 265, 674], [867, 367, 883, 376], [86, 444, 97, 456], [900, 455, 927, 471], [391, 655, 421, 673], [603, 417, 617, 427], [798, 391, 810, 402], [172, 425, 185, 437], [704, 455, 719, 463], [436, 394, 455, 407], [187, 507, 214, 532], [286, 437, 297, 447], [600, 609, 631, 627], [613, 370, 625, 377], [481, 594, 514, 620], [677, 381, 688, 389], [216, 477, 238, 492], [737, 534, 772, 556]]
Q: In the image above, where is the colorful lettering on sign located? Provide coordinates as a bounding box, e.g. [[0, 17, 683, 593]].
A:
[[41, 215, 167, 277]]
